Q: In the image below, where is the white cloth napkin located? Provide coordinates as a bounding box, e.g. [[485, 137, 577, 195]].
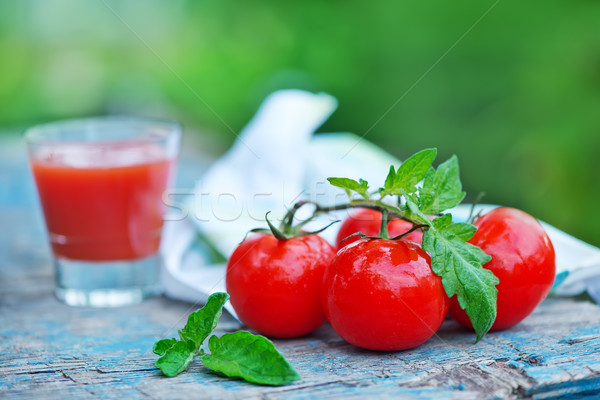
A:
[[160, 90, 600, 311]]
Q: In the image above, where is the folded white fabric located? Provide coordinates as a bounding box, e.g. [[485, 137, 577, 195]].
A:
[[160, 90, 600, 311]]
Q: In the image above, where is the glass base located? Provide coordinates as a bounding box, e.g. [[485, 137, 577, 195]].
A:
[[54, 254, 162, 307]]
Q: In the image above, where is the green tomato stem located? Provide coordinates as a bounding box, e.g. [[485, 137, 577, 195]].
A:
[[308, 199, 413, 224], [262, 197, 426, 242], [379, 208, 390, 239], [280, 201, 307, 234], [389, 223, 429, 240]]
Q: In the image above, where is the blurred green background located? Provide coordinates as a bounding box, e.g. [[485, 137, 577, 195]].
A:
[[1, 0, 599, 245]]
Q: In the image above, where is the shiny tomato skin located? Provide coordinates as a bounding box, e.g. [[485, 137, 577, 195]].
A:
[[336, 208, 422, 250], [449, 207, 556, 331], [322, 239, 449, 351], [226, 233, 336, 339]]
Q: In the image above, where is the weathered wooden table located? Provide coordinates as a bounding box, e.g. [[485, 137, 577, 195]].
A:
[[1, 136, 600, 399]]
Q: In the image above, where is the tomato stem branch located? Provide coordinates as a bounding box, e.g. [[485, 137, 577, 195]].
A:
[[271, 195, 428, 242], [389, 224, 429, 240], [306, 200, 413, 224], [379, 209, 390, 239], [281, 201, 307, 234]]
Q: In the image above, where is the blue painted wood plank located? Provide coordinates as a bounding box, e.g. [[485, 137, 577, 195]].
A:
[[2, 135, 600, 399]]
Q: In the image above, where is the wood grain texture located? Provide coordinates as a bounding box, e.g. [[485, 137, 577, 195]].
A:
[[1, 138, 600, 399], [2, 208, 600, 399]]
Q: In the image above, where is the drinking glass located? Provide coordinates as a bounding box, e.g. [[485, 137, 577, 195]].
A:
[[26, 117, 181, 307]]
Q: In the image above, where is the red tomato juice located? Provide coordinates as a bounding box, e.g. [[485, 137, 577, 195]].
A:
[[31, 149, 174, 262]]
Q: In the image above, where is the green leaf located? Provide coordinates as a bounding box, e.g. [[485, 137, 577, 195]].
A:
[[422, 223, 498, 342], [384, 165, 396, 191], [384, 148, 437, 195], [179, 292, 229, 348], [201, 332, 300, 386], [443, 222, 477, 241], [419, 155, 465, 214], [404, 196, 433, 227], [153, 338, 178, 356], [155, 340, 197, 377], [327, 177, 370, 199], [431, 214, 477, 241], [430, 213, 452, 229]]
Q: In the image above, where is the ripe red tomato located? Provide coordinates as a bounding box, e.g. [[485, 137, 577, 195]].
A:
[[226, 233, 336, 339], [449, 207, 556, 331], [335, 208, 422, 250], [322, 239, 449, 351]]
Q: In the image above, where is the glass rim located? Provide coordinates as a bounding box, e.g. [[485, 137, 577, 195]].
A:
[[24, 116, 182, 145]]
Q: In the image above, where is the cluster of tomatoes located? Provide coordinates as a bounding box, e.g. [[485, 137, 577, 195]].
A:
[[226, 207, 556, 351]]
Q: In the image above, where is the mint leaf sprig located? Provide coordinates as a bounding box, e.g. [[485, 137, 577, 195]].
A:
[[153, 292, 300, 386], [309, 148, 499, 342], [202, 332, 300, 386]]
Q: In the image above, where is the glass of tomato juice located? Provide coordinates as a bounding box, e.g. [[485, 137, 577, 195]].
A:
[[25, 117, 181, 307]]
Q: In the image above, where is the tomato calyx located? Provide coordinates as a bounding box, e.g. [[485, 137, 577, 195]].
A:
[[246, 208, 340, 241]]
